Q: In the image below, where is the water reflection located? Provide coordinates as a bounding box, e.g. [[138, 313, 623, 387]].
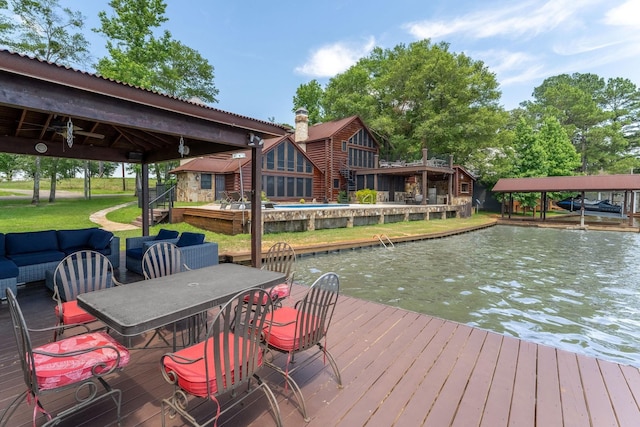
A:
[[294, 226, 640, 366]]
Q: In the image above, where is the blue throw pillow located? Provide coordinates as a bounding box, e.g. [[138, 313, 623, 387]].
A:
[[89, 229, 113, 250], [156, 229, 179, 240], [176, 232, 205, 247]]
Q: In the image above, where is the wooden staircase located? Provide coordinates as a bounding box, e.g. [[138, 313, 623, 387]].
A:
[[131, 209, 169, 227]]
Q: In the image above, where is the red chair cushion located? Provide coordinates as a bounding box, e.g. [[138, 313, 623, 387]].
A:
[[34, 331, 130, 390], [266, 307, 320, 352], [163, 332, 263, 398], [54, 300, 97, 324], [242, 283, 291, 305], [269, 283, 290, 300]]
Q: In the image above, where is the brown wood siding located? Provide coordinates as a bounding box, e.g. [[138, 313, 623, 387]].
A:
[[304, 117, 379, 201], [305, 140, 330, 199]]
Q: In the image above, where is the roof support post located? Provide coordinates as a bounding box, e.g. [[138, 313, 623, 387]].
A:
[[142, 163, 149, 236], [250, 145, 263, 268], [421, 170, 428, 205]]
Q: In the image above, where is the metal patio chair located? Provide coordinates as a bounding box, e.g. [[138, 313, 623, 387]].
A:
[[160, 288, 282, 426], [142, 241, 190, 280], [264, 272, 342, 421], [140, 241, 192, 348], [2, 288, 130, 427], [245, 242, 296, 308], [52, 250, 122, 341]]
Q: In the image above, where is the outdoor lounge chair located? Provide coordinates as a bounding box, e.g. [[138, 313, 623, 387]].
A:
[[264, 272, 342, 421], [160, 288, 283, 426], [52, 250, 121, 341], [220, 191, 242, 209], [2, 288, 130, 427]]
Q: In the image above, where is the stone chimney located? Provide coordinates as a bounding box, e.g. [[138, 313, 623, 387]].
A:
[[294, 107, 309, 151]]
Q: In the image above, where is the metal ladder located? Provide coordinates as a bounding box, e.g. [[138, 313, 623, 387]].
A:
[[373, 234, 395, 249]]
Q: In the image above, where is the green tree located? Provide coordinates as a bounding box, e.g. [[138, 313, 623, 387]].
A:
[[5, 0, 90, 67], [292, 80, 325, 125], [524, 73, 639, 174], [41, 157, 80, 202], [94, 0, 218, 103], [1, 0, 91, 204], [0, 153, 22, 180], [0, 0, 14, 44], [321, 40, 507, 164], [537, 117, 581, 177]]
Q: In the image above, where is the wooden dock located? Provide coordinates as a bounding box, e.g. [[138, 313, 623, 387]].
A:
[[2, 281, 640, 426]]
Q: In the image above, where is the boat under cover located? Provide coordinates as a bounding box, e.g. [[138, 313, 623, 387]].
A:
[[555, 197, 622, 214]]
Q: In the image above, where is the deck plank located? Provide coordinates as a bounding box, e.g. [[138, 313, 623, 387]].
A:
[[508, 340, 537, 426], [480, 335, 520, 426], [450, 331, 503, 427], [535, 345, 563, 426], [422, 327, 488, 426], [2, 281, 640, 426], [577, 355, 619, 426]]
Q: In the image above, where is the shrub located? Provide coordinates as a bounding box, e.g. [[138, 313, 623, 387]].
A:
[[337, 190, 348, 203], [355, 189, 377, 204], [299, 198, 305, 204]]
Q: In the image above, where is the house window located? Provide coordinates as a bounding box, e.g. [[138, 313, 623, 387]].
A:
[[262, 175, 312, 198], [461, 182, 470, 194], [200, 173, 212, 189], [342, 141, 347, 152], [333, 179, 340, 189]]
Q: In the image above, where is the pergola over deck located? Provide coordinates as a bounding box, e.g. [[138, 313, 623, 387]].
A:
[[0, 50, 288, 266], [492, 175, 640, 224]]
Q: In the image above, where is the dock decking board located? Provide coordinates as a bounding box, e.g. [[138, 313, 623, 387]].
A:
[[2, 281, 640, 426]]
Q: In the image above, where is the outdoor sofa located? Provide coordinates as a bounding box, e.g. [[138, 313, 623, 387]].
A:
[[0, 227, 120, 299], [125, 230, 219, 275]]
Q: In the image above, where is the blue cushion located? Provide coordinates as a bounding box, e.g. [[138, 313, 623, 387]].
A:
[[176, 232, 205, 247], [156, 229, 179, 240], [9, 250, 65, 267], [127, 247, 144, 260], [89, 229, 113, 250], [0, 233, 4, 257], [6, 230, 59, 255], [57, 228, 95, 251], [0, 257, 19, 279]]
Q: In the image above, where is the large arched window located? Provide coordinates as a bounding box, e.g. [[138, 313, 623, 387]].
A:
[[347, 129, 376, 168], [262, 141, 313, 198]]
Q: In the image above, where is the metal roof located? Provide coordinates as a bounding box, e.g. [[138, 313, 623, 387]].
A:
[[492, 175, 640, 192], [0, 50, 287, 164]]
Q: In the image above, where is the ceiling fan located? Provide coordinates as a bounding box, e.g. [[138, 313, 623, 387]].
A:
[[48, 119, 105, 140], [20, 118, 105, 140]]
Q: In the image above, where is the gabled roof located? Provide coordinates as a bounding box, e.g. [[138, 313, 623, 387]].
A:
[[306, 115, 375, 143], [492, 175, 640, 192], [170, 134, 321, 174]]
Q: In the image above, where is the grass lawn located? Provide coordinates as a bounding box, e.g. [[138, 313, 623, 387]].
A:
[[0, 192, 498, 254], [0, 178, 499, 253]]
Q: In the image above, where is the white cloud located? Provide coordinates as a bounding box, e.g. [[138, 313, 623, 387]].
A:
[[403, 0, 589, 40], [294, 37, 376, 77], [604, 0, 640, 27]]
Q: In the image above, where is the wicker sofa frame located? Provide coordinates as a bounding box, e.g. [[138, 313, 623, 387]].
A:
[[125, 235, 218, 276]]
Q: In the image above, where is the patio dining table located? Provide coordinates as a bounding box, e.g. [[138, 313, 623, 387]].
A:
[[76, 263, 285, 339]]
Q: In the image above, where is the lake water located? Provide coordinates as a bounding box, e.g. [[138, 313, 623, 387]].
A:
[[293, 225, 640, 367]]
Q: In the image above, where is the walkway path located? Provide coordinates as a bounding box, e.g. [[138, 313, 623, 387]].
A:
[[89, 201, 139, 231]]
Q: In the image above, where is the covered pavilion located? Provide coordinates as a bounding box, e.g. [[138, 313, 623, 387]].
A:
[[0, 49, 288, 266], [492, 175, 640, 226]]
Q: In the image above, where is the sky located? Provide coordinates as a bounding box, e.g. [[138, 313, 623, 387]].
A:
[[62, 0, 640, 126]]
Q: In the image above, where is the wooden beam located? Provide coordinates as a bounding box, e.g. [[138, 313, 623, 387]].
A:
[[251, 145, 263, 268]]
